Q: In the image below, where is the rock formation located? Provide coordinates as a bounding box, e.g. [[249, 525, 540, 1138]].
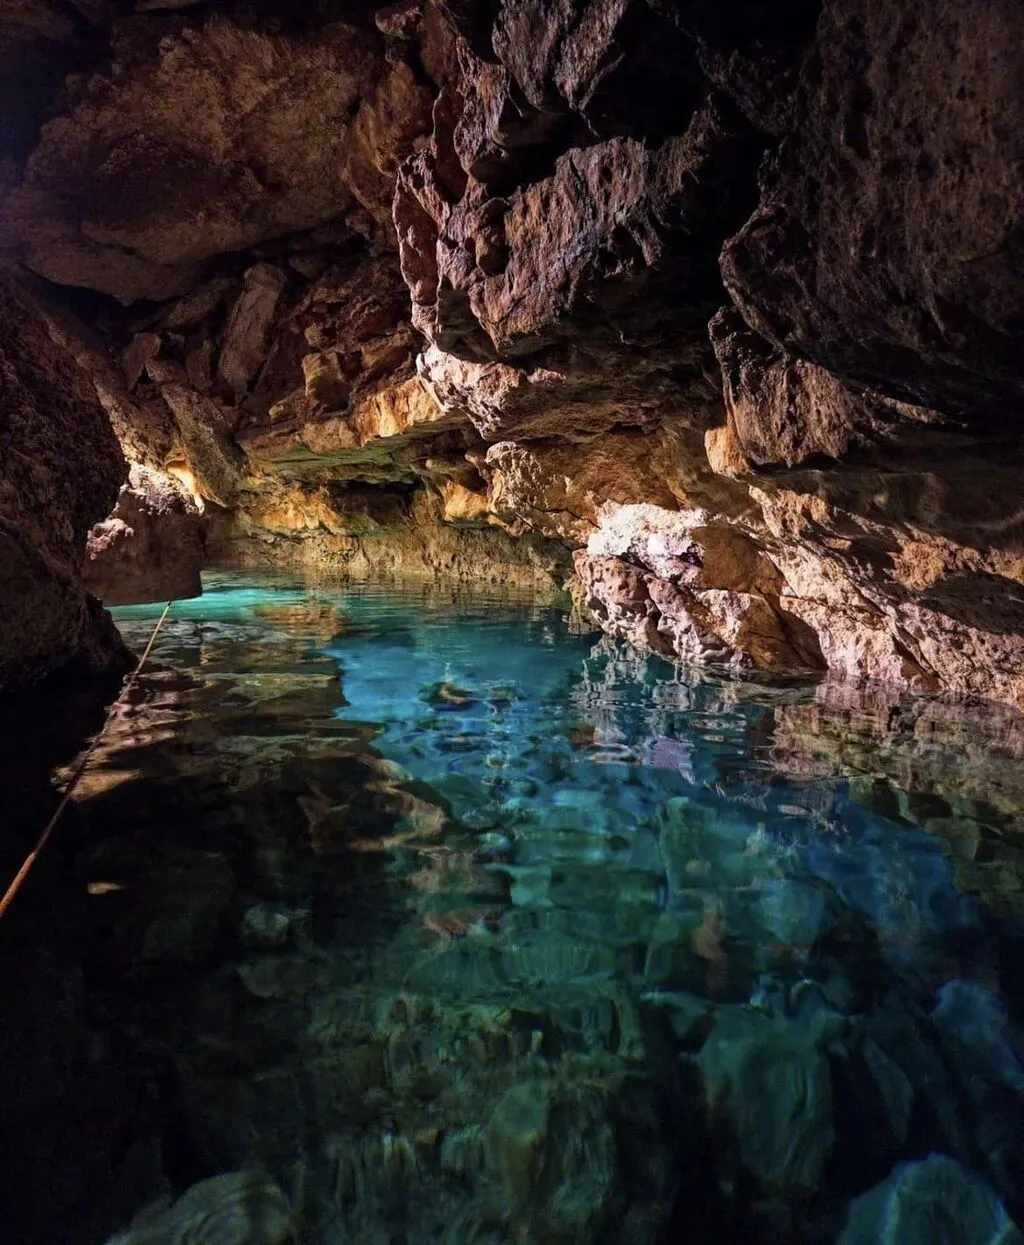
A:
[[84, 463, 204, 606], [0, 273, 129, 689], [0, 0, 1022, 702]]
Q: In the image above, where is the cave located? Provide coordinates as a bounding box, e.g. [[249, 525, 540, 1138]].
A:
[[1, 1, 1023, 1242]]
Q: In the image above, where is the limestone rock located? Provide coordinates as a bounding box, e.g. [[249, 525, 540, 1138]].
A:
[[709, 306, 945, 470], [243, 375, 463, 477], [478, 429, 719, 545], [157, 380, 244, 508], [574, 506, 824, 672], [84, 464, 203, 606]]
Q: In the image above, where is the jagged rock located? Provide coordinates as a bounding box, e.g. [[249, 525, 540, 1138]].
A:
[[835, 1154, 1023, 1245], [242, 375, 463, 477], [478, 429, 724, 544], [1, 0, 1023, 706], [574, 506, 824, 672], [709, 306, 945, 470], [438, 478, 489, 524], [208, 484, 571, 592], [156, 379, 244, 508], [159, 277, 240, 332], [84, 464, 203, 606], [218, 265, 288, 396], [342, 57, 437, 237], [122, 332, 162, 391], [0, 272, 129, 689], [721, 0, 1024, 427], [0, 18, 383, 299]]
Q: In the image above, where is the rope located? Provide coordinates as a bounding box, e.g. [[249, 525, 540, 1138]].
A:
[[0, 599, 174, 922]]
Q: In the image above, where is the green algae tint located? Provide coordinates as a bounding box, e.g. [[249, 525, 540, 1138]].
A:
[[14, 573, 1024, 1243]]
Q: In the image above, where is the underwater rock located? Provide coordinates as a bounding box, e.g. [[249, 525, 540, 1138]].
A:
[[240, 903, 312, 953], [695, 1006, 836, 1191], [486, 1082, 550, 1211], [859, 1038, 915, 1149], [236, 955, 330, 1001], [103, 1171, 293, 1245], [835, 1154, 1023, 1245], [419, 680, 480, 709], [932, 980, 1024, 1095], [931, 980, 1024, 1204], [79, 841, 237, 973], [755, 877, 834, 950]]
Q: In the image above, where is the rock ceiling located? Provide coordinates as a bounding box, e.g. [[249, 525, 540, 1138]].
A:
[[1, 0, 1022, 703]]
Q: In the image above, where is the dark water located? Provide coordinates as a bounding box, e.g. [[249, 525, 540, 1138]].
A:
[[3, 572, 1024, 1244]]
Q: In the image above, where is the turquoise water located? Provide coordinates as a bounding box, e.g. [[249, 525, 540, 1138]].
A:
[[7, 573, 1024, 1243]]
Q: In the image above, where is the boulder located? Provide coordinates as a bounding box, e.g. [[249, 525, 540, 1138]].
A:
[[85, 465, 204, 606], [836, 1154, 1023, 1245]]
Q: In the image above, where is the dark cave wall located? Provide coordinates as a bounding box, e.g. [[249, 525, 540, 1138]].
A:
[[0, 272, 129, 689]]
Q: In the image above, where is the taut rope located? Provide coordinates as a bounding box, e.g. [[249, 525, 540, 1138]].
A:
[[0, 599, 173, 922]]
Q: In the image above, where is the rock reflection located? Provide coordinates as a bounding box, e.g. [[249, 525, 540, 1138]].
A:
[[1, 574, 1023, 1245], [769, 681, 1024, 917]]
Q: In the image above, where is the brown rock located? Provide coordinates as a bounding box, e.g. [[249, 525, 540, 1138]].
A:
[[439, 478, 490, 525], [159, 277, 240, 331], [121, 332, 161, 391], [342, 58, 436, 238], [1, 19, 382, 300], [84, 465, 204, 606], [720, 0, 1024, 425], [218, 263, 288, 396], [479, 429, 717, 545], [709, 306, 944, 470], [157, 380, 244, 508], [0, 273, 129, 689]]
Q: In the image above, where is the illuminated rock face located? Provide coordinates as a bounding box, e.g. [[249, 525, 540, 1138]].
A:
[[84, 464, 203, 607], [1, 0, 1023, 701]]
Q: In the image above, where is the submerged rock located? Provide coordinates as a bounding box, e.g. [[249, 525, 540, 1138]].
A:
[[695, 1006, 837, 1192], [836, 1154, 1023, 1245], [419, 681, 480, 709], [103, 1172, 293, 1245]]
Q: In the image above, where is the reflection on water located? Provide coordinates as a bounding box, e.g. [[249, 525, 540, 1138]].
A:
[[3, 572, 1024, 1244]]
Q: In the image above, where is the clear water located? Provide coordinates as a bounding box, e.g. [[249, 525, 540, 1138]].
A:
[[5, 572, 1024, 1244]]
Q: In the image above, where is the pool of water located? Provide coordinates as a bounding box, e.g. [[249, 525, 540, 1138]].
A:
[[4, 572, 1024, 1244]]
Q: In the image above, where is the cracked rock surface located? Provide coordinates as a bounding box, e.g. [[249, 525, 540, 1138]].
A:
[[0, 0, 1021, 703]]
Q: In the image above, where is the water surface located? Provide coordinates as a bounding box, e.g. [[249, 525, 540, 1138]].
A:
[[5, 572, 1024, 1244]]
